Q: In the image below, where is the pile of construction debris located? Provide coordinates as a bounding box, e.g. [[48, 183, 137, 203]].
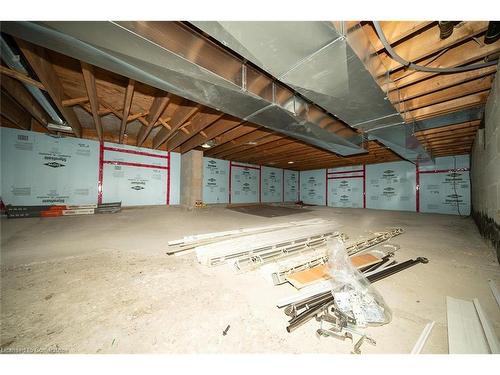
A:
[[168, 218, 431, 353], [5, 202, 121, 218]]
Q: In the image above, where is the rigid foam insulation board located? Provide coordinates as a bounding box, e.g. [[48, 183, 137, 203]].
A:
[[327, 165, 364, 208], [419, 155, 471, 215], [300, 169, 327, 205], [261, 166, 283, 203], [446, 296, 490, 354], [366, 160, 416, 211], [102, 142, 171, 206], [202, 157, 229, 204], [0, 127, 99, 205], [284, 170, 299, 202], [231, 162, 260, 204]]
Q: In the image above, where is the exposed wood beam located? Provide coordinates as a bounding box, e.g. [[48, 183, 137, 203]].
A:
[[0, 90, 32, 130], [207, 129, 274, 157], [120, 79, 135, 144], [62, 97, 89, 106], [179, 116, 242, 153], [223, 138, 297, 160], [415, 120, 481, 136], [0, 74, 50, 127], [0, 65, 46, 90], [137, 93, 171, 146], [81, 62, 103, 140], [216, 133, 284, 159], [167, 110, 224, 151], [363, 21, 434, 53], [376, 21, 489, 75], [17, 39, 82, 137], [208, 124, 260, 150], [395, 66, 497, 102], [405, 91, 489, 121], [153, 102, 201, 149], [397, 76, 493, 112], [386, 40, 500, 91]]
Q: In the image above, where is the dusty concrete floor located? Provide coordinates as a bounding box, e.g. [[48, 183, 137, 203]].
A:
[[1, 205, 499, 354]]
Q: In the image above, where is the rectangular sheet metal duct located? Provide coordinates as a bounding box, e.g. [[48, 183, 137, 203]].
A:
[[1, 21, 366, 156], [191, 21, 432, 162]]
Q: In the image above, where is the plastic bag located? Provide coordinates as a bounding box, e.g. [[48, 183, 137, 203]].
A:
[[327, 237, 392, 327]]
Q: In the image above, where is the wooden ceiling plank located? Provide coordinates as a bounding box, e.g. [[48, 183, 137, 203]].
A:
[[179, 116, 242, 153], [137, 93, 171, 146], [120, 79, 135, 144], [363, 21, 434, 53], [386, 40, 500, 91], [406, 91, 489, 121], [415, 120, 481, 136], [207, 129, 274, 157], [1, 74, 50, 127], [16, 39, 82, 137], [377, 21, 489, 75], [152, 102, 202, 149], [397, 76, 493, 112], [0, 65, 46, 90], [81, 62, 104, 141], [166, 111, 224, 151], [396, 66, 497, 101], [217, 134, 285, 159], [62, 96, 89, 106], [205, 124, 260, 152], [0, 90, 32, 130]]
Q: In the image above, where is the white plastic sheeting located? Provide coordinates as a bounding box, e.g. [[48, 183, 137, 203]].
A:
[[202, 157, 229, 204], [230, 162, 260, 204], [366, 161, 416, 212], [261, 166, 283, 203], [327, 165, 364, 208], [418, 155, 470, 215], [1, 127, 99, 205], [284, 170, 299, 202], [300, 169, 327, 205]]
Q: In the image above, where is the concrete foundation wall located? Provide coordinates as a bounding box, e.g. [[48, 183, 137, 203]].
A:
[[471, 63, 500, 256]]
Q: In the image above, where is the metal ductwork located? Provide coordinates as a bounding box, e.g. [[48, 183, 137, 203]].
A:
[[191, 21, 431, 163], [1, 34, 64, 126], [1, 21, 367, 156]]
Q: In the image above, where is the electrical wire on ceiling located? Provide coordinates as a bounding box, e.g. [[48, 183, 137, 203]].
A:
[[373, 21, 499, 74]]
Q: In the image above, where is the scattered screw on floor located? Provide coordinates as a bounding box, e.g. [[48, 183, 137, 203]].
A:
[[222, 325, 230, 336]]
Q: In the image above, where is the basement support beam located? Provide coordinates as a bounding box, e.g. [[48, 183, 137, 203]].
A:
[[0, 74, 50, 127], [137, 93, 171, 146], [81, 62, 103, 140], [16, 39, 82, 137], [0, 90, 32, 130], [120, 79, 135, 144], [0, 65, 46, 90]]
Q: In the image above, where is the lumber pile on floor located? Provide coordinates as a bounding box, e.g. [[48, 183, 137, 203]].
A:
[[5, 202, 121, 218]]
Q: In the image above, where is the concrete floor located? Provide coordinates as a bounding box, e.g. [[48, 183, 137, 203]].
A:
[[1, 205, 499, 354]]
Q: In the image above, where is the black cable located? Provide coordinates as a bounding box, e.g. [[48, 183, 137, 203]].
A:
[[373, 22, 499, 74]]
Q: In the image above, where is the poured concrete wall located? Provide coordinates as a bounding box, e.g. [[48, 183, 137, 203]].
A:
[[471, 63, 500, 256]]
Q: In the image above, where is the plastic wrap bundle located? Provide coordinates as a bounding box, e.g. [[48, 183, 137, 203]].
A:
[[327, 237, 392, 327]]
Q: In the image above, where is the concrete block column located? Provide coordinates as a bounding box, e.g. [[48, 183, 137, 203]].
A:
[[180, 150, 203, 207]]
